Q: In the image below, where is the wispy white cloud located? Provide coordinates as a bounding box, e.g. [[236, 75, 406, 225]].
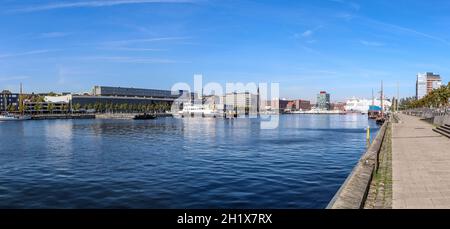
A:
[[119, 23, 153, 34], [330, 0, 360, 11], [363, 17, 450, 46], [38, 32, 71, 39], [293, 30, 312, 39], [0, 50, 56, 59], [336, 13, 354, 21], [84, 36, 190, 55], [0, 76, 30, 82], [294, 26, 323, 40], [11, 0, 196, 13], [57, 67, 72, 85], [301, 30, 313, 38], [359, 40, 385, 47], [82, 56, 185, 64], [298, 45, 322, 55], [98, 47, 167, 51], [102, 36, 191, 46]]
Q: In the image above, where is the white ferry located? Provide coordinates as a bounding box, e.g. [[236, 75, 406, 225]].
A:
[[344, 97, 392, 114], [291, 108, 346, 115], [179, 105, 220, 117], [0, 113, 32, 121]]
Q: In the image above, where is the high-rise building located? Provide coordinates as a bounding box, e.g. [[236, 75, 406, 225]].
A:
[[416, 72, 442, 99], [317, 91, 330, 110]]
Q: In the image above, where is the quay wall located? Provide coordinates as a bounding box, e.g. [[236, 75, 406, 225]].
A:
[[403, 109, 450, 126], [31, 114, 95, 120], [327, 121, 389, 209], [433, 115, 450, 126], [31, 113, 173, 120], [96, 113, 135, 119], [96, 113, 172, 119]]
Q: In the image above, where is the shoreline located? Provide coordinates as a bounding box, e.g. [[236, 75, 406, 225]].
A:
[[1, 112, 369, 121]]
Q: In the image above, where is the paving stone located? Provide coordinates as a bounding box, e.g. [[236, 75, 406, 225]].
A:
[[393, 114, 450, 209]]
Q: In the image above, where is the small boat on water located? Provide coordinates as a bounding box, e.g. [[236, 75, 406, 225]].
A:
[[368, 105, 382, 119], [376, 117, 386, 125], [0, 84, 32, 121], [290, 108, 346, 115], [0, 113, 32, 121], [133, 113, 157, 120], [178, 105, 220, 118]]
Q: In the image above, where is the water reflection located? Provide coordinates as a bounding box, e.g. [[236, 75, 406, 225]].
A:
[[45, 120, 74, 157], [0, 115, 378, 209]]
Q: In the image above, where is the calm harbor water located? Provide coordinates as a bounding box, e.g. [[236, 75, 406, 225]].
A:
[[0, 115, 379, 209]]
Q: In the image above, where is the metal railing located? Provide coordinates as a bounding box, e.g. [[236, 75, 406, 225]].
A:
[[404, 107, 450, 118]]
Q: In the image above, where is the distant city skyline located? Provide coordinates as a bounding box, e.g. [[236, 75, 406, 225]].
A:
[[1, 0, 450, 101]]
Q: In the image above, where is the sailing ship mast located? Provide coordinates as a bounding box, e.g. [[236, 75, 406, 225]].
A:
[[19, 83, 23, 115], [397, 81, 400, 112], [380, 81, 384, 118], [257, 86, 260, 117], [372, 89, 374, 107]]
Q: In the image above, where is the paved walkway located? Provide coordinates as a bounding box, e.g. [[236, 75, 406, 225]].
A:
[[393, 114, 450, 209]]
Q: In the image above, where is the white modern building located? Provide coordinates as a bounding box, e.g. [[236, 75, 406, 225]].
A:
[[344, 98, 392, 114], [44, 95, 72, 103], [416, 72, 442, 99]]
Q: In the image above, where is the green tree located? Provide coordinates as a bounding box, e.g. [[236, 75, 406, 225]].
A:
[[18, 95, 25, 114], [149, 103, 156, 112], [36, 96, 45, 103], [48, 103, 55, 114], [73, 103, 81, 112], [107, 103, 113, 113], [403, 83, 450, 109], [62, 103, 69, 113], [100, 103, 105, 113], [7, 104, 16, 112], [119, 104, 127, 113], [34, 103, 42, 114], [94, 103, 100, 112], [164, 103, 171, 112], [105, 103, 111, 112]]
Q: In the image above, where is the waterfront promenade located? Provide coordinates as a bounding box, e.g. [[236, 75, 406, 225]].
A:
[[393, 113, 450, 208]]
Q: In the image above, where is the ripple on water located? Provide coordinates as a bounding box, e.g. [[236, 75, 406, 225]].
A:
[[0, 115, 378, 208]]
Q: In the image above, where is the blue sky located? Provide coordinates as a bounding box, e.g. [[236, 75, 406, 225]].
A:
[[1, 0, 450, 102]]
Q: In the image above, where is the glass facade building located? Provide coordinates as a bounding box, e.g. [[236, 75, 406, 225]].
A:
[[317, 91, 331, 110], [71, 95, 173, 106], [92, 86, 185, 99]]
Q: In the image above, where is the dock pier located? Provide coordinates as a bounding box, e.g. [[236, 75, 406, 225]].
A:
[[95, 113, 172, 119], [31, 114, 96, 120], [329, 111, 450, 209]]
